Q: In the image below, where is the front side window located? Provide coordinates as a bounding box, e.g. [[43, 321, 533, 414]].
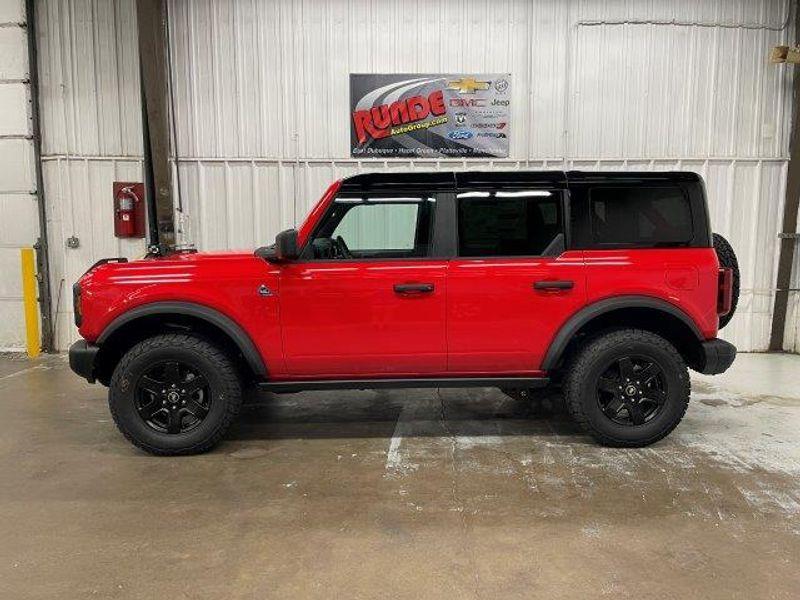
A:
[[590, 186, 693, 246], [457, 190, 563, 257], [307, 195, 435, 259]]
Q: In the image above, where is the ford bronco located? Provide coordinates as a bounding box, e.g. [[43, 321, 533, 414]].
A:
[[69, 171, 738, 455]]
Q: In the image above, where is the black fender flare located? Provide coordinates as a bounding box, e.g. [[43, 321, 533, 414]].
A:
[[96, 301, 267, 378], [540, 295, 704, 370]]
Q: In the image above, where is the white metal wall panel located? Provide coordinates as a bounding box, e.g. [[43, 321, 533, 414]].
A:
[[0, 83, 28, 135], [168, 0, 566, 160], [0, 0, 39, 351], [36, 0, 142, 157], [575, 0, 791, 26], [0, 0, 22, 22], [0, 138, 35, 192], [35, 0, 797, 352], [788, 254, 800, 353], [34, 0, 146, 350], [571, 22, 791, 158], [41, 157, 146, 349], [0, 25, 27, 78]]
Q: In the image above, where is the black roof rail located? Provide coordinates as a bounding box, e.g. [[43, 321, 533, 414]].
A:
[[566, 170, 702, 183], [340, 172, 455, 192]]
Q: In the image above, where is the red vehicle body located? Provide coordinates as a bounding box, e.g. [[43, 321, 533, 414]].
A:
[[76, 245, 722, 379], [70, 171, 737, 454]]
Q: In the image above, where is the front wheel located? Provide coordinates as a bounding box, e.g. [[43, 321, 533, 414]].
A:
[[563, 329, 690, 447], [108, 333, 243, 455]]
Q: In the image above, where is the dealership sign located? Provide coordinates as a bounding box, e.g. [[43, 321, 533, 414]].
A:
[[350, 74, 510, 158]]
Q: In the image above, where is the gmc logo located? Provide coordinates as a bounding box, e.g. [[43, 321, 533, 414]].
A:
[[449, 98, 486, 108]]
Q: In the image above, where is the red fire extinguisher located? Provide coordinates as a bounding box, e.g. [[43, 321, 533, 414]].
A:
[[113, 183, 144, 238]]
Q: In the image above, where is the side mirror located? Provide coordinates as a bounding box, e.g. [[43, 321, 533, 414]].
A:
[[276, 228, 299, 260], [255, 228, 299, 262]]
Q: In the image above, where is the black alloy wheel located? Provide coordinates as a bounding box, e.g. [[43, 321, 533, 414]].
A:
[[595, 355, 667, 426], [135, 360, 211, 434], [563, 329, 690, 447], [109, 333, 243, 455]]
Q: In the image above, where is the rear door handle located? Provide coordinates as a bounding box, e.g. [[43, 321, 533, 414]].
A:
[[394, 283, 435, 294], [533, 280, 574, 291]]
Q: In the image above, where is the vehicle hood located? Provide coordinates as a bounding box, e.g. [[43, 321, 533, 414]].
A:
[[82, 250, 263, 281]]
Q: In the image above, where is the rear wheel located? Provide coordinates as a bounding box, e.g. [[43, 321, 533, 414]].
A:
[[563, 329, 690, 447], [108, 333, 243, 455], [713, 232, 740, 329]]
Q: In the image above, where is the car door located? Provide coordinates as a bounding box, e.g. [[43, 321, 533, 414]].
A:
[[278, 189, 449, 377], [446, 184, 587, 374]]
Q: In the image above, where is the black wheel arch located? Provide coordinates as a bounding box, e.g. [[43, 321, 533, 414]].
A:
[[94, 302, 267, 385], [542, 296, 705, 372]]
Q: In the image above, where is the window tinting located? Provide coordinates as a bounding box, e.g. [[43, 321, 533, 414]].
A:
[[590, 186, 692, 246], [309, 195, 435, 259], [457, 191, 563, 257]]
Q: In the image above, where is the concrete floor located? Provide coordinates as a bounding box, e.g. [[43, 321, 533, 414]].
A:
[[0, 353, 799, 599]]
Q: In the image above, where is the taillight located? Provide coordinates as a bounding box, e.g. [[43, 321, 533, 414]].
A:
[[73, 282, 82, 327], [717, 268, 733, 317]]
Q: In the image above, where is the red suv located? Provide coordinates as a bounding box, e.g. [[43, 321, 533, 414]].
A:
[[70, 171, 738, 455]]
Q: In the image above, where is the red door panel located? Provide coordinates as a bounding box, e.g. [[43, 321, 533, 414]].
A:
[[278, 261, 447, 377], [446, 251, 587, 373]]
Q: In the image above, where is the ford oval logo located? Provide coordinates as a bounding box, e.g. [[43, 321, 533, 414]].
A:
[[448, 130, 473, 140]]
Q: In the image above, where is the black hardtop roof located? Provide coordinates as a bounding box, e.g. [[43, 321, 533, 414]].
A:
[[339, 171, 453, 192], [339, 170, 701, 192]]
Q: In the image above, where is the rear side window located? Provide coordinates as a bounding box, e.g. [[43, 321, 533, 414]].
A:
[[590, 186, 692, 246], [458, 190, 563, 257]]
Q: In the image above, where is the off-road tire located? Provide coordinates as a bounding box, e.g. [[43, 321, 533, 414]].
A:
[[713, 232, 739, 329], [563, 329, 690, 447], [108, 333, 243, 455]]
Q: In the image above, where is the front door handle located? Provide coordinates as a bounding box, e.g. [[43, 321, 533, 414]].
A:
[[394, 283, 435, 295], [533, 280, 574, 291]]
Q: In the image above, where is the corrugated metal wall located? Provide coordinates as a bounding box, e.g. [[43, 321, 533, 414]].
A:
[[0, 0, 40, 351], [789, 251, 800, 352], [34, 0, 799, 352], [36, 0, 146, 348]]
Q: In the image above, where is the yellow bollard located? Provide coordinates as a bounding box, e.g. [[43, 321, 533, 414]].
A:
[[20, 248, 41, 358]]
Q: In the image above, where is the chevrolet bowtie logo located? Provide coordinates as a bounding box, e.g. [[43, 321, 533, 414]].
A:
[[447, 77, 490, 94]]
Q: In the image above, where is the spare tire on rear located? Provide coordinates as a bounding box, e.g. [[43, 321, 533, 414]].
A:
[[713, 233, 739, 329]]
